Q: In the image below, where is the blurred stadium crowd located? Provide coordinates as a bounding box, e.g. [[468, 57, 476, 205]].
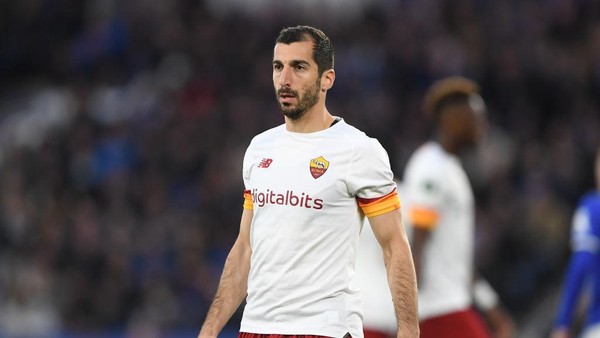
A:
[[0, 0, 599, 337]]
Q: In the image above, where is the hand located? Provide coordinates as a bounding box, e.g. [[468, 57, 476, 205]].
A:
[[549, 327, 570, 338], [485, 306, 515, 338]]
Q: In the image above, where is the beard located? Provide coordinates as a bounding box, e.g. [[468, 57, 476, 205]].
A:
[[276, 79, 321, 121]]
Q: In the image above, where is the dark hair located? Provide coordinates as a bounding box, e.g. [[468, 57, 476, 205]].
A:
[[423, 76, 480, 118], [432, 92, 472, 117], [276, 25, 334, 76]]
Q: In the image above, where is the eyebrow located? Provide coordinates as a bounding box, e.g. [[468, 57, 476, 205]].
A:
[[290, 59, 310, 67], [273, 59, 311, 68]]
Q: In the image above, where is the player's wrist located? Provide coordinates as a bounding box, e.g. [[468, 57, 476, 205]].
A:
[[473, 278, 499, 311], [550, 327, 570, 338], [396, 326, 419, 338], [197, 331, 219, 338], [198, 324, 221, 338]]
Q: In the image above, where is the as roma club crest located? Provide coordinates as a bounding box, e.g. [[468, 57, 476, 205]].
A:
[[309, 156, 329, 179]]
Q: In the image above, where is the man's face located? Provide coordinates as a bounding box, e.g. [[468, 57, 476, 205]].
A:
[[272, 40, 322, 120], [444, 95, 487, 148]]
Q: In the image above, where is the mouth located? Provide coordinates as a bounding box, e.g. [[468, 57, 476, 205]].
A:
[[278, 89, 297, 104], [279, 94, 296, 104]]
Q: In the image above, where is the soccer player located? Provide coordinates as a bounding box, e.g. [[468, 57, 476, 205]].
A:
[[551, 148, 600, 338], [197, 26, 419, 338], [402, 76, 514, 338]]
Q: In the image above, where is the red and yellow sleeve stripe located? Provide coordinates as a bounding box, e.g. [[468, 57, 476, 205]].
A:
[[243, 190, 253, 210], [357, 190, 401, 218], [409, 206, 438, 230]]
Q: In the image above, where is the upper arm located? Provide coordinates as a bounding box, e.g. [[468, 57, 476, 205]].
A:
[[236, 208, 253, 255], [369, 209, 409, 253], [554, 203, 598, 327], [571, 206, 599, 254], [347, 138, 401, 222], [239, 141, 255, 252], [403, 157, 444, 232], [347, 138, 396, 201]]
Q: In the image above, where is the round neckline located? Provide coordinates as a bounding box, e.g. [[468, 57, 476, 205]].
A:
[[284, 117, 344, 137]]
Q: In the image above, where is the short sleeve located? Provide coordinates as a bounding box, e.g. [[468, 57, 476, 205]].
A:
[[571, 206, 599, 253], [242, 142, 254, 189], [347, 138, 398, 217], [347, 138, 396, 198], [403, 160, 445, 230], [242, 143, 255, 210]]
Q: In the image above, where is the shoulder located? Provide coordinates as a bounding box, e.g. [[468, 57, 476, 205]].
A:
[[335, 120, 385, 153], [571, 195, 600, 244], [248, 124, 286, 147], [572, 192, 600, 231], [333, 119, 368, 139], [578, 192, 600, 211], [243, 125, 284, 166], [587, 191, 600, 203], [580, 192, 600, 222], [405, 142, 446, 173]]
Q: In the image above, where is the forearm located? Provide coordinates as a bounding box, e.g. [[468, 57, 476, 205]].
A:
[[554, 252, 591, 329], [384, 237, 419, 338], [199, 239, 251, 338]]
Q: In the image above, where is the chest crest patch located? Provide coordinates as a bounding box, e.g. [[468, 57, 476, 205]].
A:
[[309, 156, 330, 179]]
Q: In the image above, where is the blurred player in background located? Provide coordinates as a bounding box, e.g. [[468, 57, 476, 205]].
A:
[[197, 25, 419, 338], [551, 148, 600, 338], [402, 76, 514, 338]]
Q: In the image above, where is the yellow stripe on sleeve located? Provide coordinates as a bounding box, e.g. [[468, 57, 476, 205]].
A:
[[409, 206, 438, 230], [358, 191, 401, 218], [243, 190, 253, 210]]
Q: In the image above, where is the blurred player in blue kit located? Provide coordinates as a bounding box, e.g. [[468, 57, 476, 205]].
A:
[[552, 148, 600, 338]]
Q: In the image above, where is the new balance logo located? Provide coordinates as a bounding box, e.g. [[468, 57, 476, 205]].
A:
[[258, 158, 273, 168]]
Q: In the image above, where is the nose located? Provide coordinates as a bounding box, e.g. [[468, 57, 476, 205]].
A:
[[277, 66, 292, 87]]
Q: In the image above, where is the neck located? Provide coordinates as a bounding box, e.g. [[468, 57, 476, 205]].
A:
[[437, 133, 461, 155], [285, 106, 335, 133]]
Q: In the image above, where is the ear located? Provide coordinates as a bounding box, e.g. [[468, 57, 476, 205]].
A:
[[321, 69, 335, 91]]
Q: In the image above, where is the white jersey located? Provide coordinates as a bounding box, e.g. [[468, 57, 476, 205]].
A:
[[402, 142, 474, 319], [240, 118, 399, 338]]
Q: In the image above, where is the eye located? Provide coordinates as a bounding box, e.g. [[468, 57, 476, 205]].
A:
[[295, 65, 306, 71], [273, 64, 283, 71]]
